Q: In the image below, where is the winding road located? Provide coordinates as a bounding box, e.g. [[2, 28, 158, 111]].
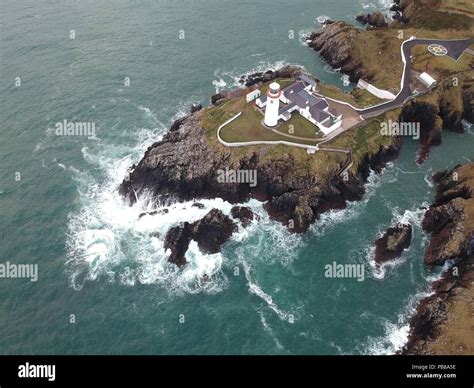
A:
[[217, 36, 474, 156], [357, 36, 474, 118]]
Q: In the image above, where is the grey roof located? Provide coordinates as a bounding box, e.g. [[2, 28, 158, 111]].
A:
[[279, 102, 296, 115], [299, 74, 316, 86], [279, 80, 332, 124], [257, 95, 267, 103], [297, 90, 320, 106], [309, 107, 330, 123], [283, 81, 306, 98]]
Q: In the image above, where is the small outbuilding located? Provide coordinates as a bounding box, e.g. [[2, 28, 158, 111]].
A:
[[246, 89, 261, 103], [418, 72, 437, 88]]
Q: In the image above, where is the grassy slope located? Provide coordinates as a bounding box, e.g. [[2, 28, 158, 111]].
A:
[[325, 108, 401, 172], [350, 0, 474, 92]]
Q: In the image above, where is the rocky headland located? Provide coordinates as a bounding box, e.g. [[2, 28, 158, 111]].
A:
[[119, 104, 403, 236], [403, 163, 474, 354]]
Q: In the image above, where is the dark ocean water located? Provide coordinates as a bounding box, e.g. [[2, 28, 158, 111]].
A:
[[1, 0, 473, 354]]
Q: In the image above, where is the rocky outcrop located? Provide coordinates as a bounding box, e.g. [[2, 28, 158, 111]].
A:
[[164, 222, 193, 267], [392, 0, 413, 24], [211, 93, 225, 105], [356, 12, 387, 28], [403, 163, 474, 354], [138, 209, 168, 219], [239, 65, 304, 87], [190, 103, 202, 113], [231, 206, 254, 228], [307, 22, 368, 83], [374, 223, 412, 264], [164, 209, 237, 267]]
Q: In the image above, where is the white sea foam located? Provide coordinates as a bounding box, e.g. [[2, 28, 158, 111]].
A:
[[242, 259, 295, 323], [170, 96, 202, 123], [424, 168, 434, 187], [368, 204, 428, 279], [212, 68, 227, 93], [361, 2, 376, 10], [316, 15, 331, 24], [323, 64, 340, 75], [310, 168, 385, 237], [463, 120, 473, 135], [257, 310, 285, 350], [65, 115, 242, 294], [363, 289, 431, 355], [298, 28, 314, 46], [137, 105, 160, 124]]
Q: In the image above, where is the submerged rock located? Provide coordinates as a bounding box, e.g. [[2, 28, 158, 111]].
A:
[[374, 223, 412, 264]]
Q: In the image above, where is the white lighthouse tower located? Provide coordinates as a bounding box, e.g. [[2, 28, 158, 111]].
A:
[[264, 82, 281, 127]]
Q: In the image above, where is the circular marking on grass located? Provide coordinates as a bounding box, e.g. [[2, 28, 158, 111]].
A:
[[428, 44, 448, 56]]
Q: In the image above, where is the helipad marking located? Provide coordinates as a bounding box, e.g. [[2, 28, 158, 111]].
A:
[[428, 44, 448, 56]]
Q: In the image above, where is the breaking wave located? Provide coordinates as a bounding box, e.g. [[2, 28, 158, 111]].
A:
[[242, 258, 295, 323], [63, 103, 239, 294], [316, 15, 332, 24], [362, 289, 430, 355]]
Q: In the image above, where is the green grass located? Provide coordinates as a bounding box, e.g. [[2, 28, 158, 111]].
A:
[[411, 44, 474, 83], [351, 88, 386, 108], [404, 0, 473, 31], [326, 109, 400, 171], [318, 83, 386, 109], [220, 107, 320, 146], [260, 78, 297, 94], [318, 84, 355, 104], [275, 112, 323, 139]]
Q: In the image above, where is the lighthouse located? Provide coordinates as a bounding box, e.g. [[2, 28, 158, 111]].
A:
[[264, 82, 281, 127]]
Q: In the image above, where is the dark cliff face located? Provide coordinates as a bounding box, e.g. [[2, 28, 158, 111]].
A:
[[399, 100, 442, 164], [119, 110, 402, 234], [356, 12, 388, 28], [307, 22, 368, 83], [422, 165, 474, 266], [402, 163, 474, 354]]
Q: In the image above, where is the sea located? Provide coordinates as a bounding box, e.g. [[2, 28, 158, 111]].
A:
[[1, 0, 473, 354]]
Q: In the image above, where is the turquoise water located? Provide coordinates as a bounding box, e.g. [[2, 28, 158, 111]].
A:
[[1, 0, 473, 354]]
